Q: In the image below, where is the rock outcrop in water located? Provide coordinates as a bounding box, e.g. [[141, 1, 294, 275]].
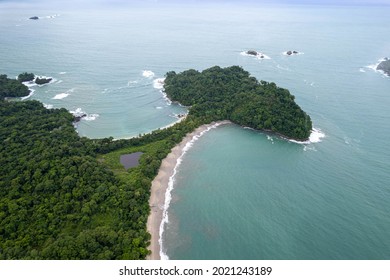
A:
[[73, 114, 87, 123], [35, 77, 52, 85], [376, 58, 390, 76], [246, 50, 259, 56], [286, 50, 299, 55], [29, 16, 39, 20], [245, 50, 266, 59]]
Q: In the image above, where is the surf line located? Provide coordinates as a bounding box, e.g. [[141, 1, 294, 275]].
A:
[[147, 120, 231, 260]]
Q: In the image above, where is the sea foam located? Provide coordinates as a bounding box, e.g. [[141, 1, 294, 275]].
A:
[[70, 108, 99, 121], [84, 114, 99, 121], [153, 78, 165, 90], [52, 93, 69, 100], [288, 127, 325, 145], [43, 103, 53, 109], [153, 78, 172, 105], [20, 89, 35, 100], [366, 58, 389, 77], [127, 80, 138, 86], [52, 88, 74, 100], [159, 122, 226, 260], [142, 70, 155, 78]]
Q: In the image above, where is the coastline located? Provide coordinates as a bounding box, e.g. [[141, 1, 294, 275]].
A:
[[146, 120, 231, 260]]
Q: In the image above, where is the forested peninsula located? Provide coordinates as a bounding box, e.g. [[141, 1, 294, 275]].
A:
[[165, 66, 312, 140], [0, 66, 312, 259]]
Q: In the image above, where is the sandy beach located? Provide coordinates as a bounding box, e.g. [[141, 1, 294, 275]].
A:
[[146, 120, 231, 260]]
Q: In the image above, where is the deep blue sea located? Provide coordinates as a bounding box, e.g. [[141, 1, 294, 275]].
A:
[[1, 2, 389, 259]]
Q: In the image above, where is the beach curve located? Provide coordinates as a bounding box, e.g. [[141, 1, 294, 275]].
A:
[[146, 120, 231, 260]]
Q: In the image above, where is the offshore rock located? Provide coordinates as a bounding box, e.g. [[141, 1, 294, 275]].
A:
[[376, 58, 390, 76]]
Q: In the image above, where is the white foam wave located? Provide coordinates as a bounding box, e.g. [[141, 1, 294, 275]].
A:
[[84, 114, 99, 121], [127, 80, 138, 86], [22, 80, 37, 88], [156, 106, 163, 109], [162, 91, 172, 105], [303, 79, 315, 87], [240, 51, 271, 60], [366, 58, 389, 76], [59, 72, 67, 75], [23, 75, 57, 88], [52, 92, 69, 99], [153, 78, 165, 90], [142, 70, 155, 78], [43, 103, 53, 109], [309, 128, 325, 143], [276, 64, 291, 71], [70, 108, 84, 117], [267, 135, 274, 144], [359, 68, 366, 73], [70, 107, 99, 121], [159, 116, 186, 130], [153, 78, 172, 105], [289, 128, 325, 145], [56, 80, 63, 84], [44, 14, 60, 19], [303, 146, 317, 152], [21, 89, 35, 100], [159, 122, 226, 260]]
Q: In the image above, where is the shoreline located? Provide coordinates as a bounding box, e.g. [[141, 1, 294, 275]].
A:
[[146, 120, 231, 260]]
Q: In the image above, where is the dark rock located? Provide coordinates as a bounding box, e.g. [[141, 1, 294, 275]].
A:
[[286, 50, 299, 55], [246, 50, 258, 56], [29, 16, 39, 20], [376, 58, 390, 76], [35, 77, 52, 85], [74, 114, 87, 122]]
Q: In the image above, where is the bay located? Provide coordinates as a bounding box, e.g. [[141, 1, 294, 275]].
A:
[[1, 2, 389, 259]]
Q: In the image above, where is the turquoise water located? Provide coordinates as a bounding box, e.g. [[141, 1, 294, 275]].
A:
[[1, 2, 389, 259]]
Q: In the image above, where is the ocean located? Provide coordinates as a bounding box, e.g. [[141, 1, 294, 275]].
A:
[[1, 2, 389, 259]]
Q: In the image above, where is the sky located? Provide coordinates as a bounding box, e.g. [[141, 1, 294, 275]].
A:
[[1, 0, 390, 8]]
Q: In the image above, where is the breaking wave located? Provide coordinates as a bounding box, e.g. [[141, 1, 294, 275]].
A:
[[142, 70, 155, 78], [288, 128, 326, 145], [70, 107, 99, 121], [159, 121, 228, 260]]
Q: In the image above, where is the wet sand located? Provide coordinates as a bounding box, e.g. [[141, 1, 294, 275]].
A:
[[146, 120, 231, 260]]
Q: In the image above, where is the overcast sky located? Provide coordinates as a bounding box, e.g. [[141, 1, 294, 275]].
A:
[[1, 0, 390, 7]]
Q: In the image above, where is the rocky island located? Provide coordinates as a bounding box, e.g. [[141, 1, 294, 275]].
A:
[[35, 77, 52, 85], [285, 50, 299, 55], [245, 50, 266, 59], [0, 73, 55, 101], [17, 72, 52, 85], [377, 58, 390, 76]]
